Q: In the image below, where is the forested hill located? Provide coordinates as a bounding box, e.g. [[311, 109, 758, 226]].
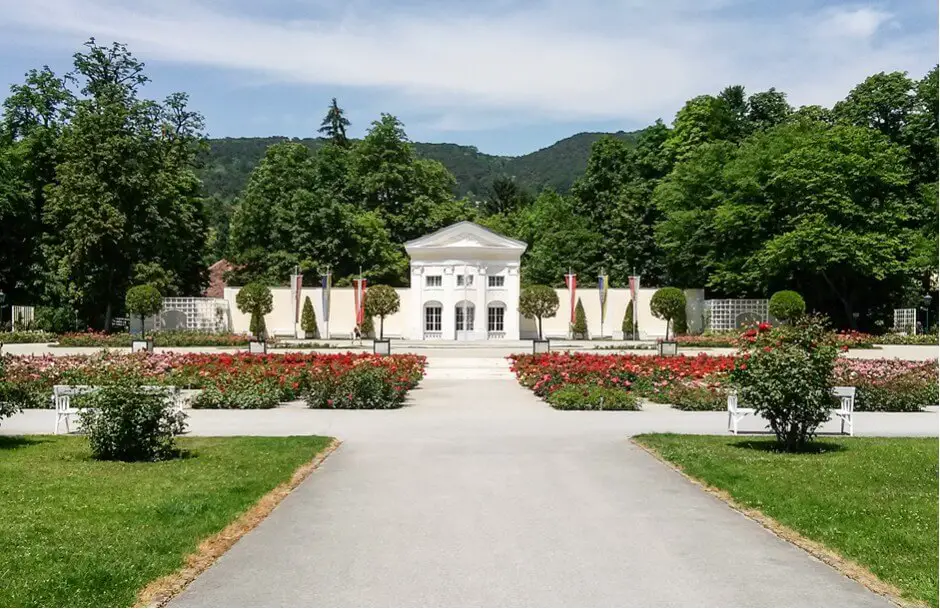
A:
[[198, 130, 641, 200]]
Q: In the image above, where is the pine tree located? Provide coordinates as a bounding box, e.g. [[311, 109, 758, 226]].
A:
[[573, 298, 588, 339], [301, 296, 318, 338], [622, 300, 634, 339], [318, 97, 351, 148]]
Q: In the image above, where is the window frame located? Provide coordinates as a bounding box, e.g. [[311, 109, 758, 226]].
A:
[[487, 275, 505, 288], [425, 275, 442, 288]]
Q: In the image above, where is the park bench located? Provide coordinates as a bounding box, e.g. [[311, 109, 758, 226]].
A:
[[52, 384, 182, 435], [727, 386, 856, 436]]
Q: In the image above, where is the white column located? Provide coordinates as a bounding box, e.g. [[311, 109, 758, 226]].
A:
[[477, 263, 487, 340], [507, 264, 521, 340]]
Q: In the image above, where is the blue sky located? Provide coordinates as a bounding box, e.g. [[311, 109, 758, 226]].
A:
[[0, 0, 936, 156]]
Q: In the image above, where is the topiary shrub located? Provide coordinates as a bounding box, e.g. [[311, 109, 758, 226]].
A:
[[546, 385, 639, 410], [364, 285, 400, 340], [519, 285, 559, 340], [572, 298, 588, 339], [78, 380, 186, 462], [125, 284, 163, 335], [236, 283, 273, 340], [301, 296, 319, 339], [621, 300, 634, 339], [769, 290, 806, 323], [650, 287, 686, 340], [730, 316, 839, 451]]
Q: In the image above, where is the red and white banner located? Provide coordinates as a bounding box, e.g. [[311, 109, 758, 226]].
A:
[[354, 278, 368, 325], [564, 273, 577, 324], [291, 272, 303, 323]]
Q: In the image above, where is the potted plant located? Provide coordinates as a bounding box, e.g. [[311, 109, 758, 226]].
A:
[[520, 284, 558, 353], [650, 287, 686, 356], [236, 282, 273, 354], [364, 284, 399, 355], [125, 284, 162, 352]]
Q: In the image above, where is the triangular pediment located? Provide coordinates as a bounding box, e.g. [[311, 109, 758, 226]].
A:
[[405, 221, 527, 252]]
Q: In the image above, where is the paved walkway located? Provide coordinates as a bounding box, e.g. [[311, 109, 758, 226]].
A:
[[158, 377, 894, 607]]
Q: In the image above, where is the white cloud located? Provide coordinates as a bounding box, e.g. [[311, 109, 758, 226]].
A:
[[0, 0, 934, 130]]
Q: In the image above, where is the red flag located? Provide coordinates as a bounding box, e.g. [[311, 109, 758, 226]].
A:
[[354, 279, 367, 325], [565, 273, 577, 324]]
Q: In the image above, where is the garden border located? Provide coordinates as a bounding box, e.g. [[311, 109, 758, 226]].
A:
[[134, 438, 342, 608], [629, 437, 919, 608]]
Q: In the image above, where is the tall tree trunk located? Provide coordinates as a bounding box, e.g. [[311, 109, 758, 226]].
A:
[[380, 316, 384, 340], [537, 316, 543, 340]]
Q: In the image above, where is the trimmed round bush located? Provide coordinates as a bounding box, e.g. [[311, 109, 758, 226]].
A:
[[546, 385, 639, 410], [769, 290, 806, 322], [78, 380, 186, 461], [125, 284, 163, 331], [650, 287, 686, 339]]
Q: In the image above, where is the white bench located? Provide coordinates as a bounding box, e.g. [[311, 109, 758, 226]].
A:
[[53, 385, 182, 434], [727, 386, 856, 436]]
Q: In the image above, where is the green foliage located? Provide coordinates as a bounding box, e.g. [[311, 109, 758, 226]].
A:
[[132, 262, 178, 297], [363, 284, 400, 339], [78, 380, 186, 462], [572, 298, 588, 338], [305, 366, 404, 409], [730, 317, 840, 451], [124, 284, 163, 330], [546, 385, 639, 410], [361, 314, 375, 339], [33, 307, 78, 334], [769, 290, 806, 322], [301, 296, 318, 338], [650, 288, 686, 339], [235, 283, 273, 340], [318, 97, 351, 148], [519, 285, 559, 340], [621, 300, 634, 338]]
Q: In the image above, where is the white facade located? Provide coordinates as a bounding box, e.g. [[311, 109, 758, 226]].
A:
[[221, 221, 705, 341], [404, 222, 526, 341]]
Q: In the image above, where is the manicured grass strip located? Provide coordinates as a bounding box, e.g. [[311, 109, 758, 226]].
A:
[[0, 435, 333, 608], [634, 435, 938, 607]]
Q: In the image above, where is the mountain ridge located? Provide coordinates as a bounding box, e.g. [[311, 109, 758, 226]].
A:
[[198, 129, 642, 201]]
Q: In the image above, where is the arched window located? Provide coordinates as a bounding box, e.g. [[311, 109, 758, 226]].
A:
[[487, 301, 506, 332], [455, 301, 475, 331], [424, 301, 443, 333]]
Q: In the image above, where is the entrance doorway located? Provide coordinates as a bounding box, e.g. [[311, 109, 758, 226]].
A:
[[455, 301, 475, 340]]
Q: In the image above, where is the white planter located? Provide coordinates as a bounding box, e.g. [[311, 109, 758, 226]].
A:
[[131, 339, 154, 353], [248, 340, 267, 355], [533, 339, 551, 354], [373, 338, 391, 355], [657, 341, 678, 356]]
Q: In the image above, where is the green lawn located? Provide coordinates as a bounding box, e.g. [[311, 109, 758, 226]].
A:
[[635, 435, 938, 606], [0, 435, 332, 607]]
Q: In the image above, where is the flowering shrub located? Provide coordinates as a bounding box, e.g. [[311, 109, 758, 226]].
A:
[[78, 379, 187, 461], [834, 359, 939, 412], [546, 385, 639, 410], [729, 317, 840, 451], [57, 331, 257, 347], [658, 381, 729, 411], [306, 365, 406, 409], [0, 352, 426, 410]]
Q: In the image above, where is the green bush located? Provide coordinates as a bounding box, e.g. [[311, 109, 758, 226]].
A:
[[572, 298, 588, 338], [650, 287, 686, 339], [78, 380, 186, 462], [769, 290, 806, 322], [730, 316, 839, 451], [34, 306, 79, 334], [57, 331, 254, 347], [301, 296, 318, 338], [0, 357, 21, 427], [305, 366, 403, 409], [519, 285, 559, 340], [191, 377, 281, 409], [546, 385, 639, 410], [621, 300, 634, 338], [0, 331, 58, 344], [125, 284, 163, 332], [235, 283, 273, 340]]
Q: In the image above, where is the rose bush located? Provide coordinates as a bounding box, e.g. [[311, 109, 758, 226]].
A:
[[0, 352, 426, 410]]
